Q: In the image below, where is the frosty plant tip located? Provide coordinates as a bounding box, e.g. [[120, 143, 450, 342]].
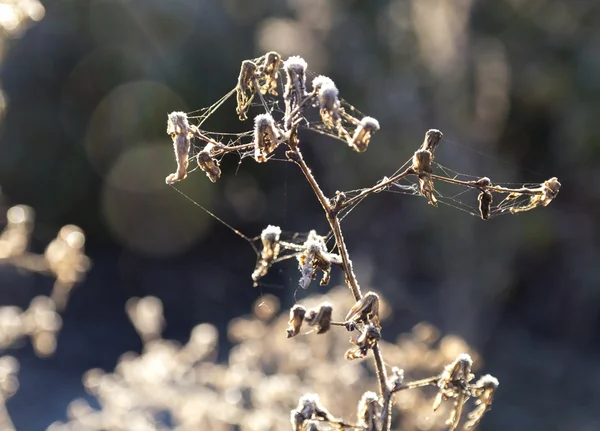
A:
[[163, 51, 560, 430]]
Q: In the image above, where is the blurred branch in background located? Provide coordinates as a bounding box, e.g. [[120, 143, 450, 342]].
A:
[[0, 192, 90, 430]]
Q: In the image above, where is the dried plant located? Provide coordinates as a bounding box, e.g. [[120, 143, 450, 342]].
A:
[[52, 288, 496, 431], [0, 197, 91, 430], [156, 52, 559, 430]]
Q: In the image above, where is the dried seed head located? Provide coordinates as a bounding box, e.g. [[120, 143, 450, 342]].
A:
[[167, 111, 191, 137], [166, 113, 192, 184], [286, 305, 307, 338], [311, 75, 335, 93], [478, 190, 493, 220], [345, 291, 380, 328], [541, 177, 560, 204], [297, 230, 339, 288], [412, 149, 437, 206], [290, 393, 336, 430], [258, 51, 281, 96], [421, 129, 443, 154], [389, 367, 405, 392], [349, 116, 380, 152], [236, 60, 258, 120], [464, 375, 499, 430], [412, 149, 433, 173], [252, 225, 283, 283], [304, 302, 333, 334], [283, 56, 308, 113], [346, 324, 381, 360], [475, 176, 491, 187], [253, 113, 280, 162], [197, 143, 221, 183], [357, 391, 381, 430]]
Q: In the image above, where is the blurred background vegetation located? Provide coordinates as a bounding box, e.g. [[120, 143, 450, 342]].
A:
[[0, 0, 598, 429]]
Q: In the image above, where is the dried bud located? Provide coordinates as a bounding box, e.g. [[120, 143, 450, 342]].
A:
[[421, 129, 443, 155], [541, 177, 560, 205], [464, 374, 498, 430], [346, 324, 381, 360], [349, 117, 380, 152], [305, 302, 333, 334], [433, 352, 474, 428], [478, 190, 493, 220], [389, 367, 405, 392], [236, 60, 258, 120], [317, 83, 341, 129], [258, 51, 281, 96], [474, 176, 491, 187], [290, 394, 336, 430], [167, 111, 191, 137], [286, 305, 306, 338], [166, 112, 191, 184], [253, 113, 280, 163], [252, 225, 282, 283], [283, 56, 308, 124], [345, 291, 380, 328], [311, 75, 335, 93], [297, 230, 340, 289], [412, 149, 437, 206], [197, 144, 221, 183], [357, 391, 381, 430]]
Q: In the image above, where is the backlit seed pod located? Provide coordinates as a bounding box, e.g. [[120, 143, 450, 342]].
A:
[[478, 190, 493, 220], [252, 225, 282, 284], [259, 51, 281, 96], [317, 83, 341, 129], [286, 305, 306, 338], [420, 129, 443, 155], [541, 177, 561, 205], [311, 75, 335, 94], [304, 303, 332, 334], [412, 149, 437, 206], [464, 375, 499, 430], [253, 113, 280, 162], [357, 391, 381, 431], [166, 112, 191, 184], [475, 176, 491, 187], [197, 143, 221, 183], [345, 292, 380, 328], [349, 117, 380, 152], [236, 60, 258, 120], [283, 56, 307, 99], [346, 324, 381, 360]]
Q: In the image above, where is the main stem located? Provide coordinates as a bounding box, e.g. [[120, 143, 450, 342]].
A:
[[289, 144, 391, 430]]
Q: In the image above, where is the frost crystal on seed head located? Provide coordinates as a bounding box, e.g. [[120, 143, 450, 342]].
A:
[[312, 75, 335, 93], [284, 56, 308, 73], [360, 117, 380, 132]]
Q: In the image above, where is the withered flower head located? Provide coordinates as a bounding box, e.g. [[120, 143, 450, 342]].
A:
[[166, 111, 191, 184], [349, 116, 380, 153], [345, 291, 380, 328], [297, 231, 340, 289], [346, 324, 381, 360], [286, 304, 307, 338], [421, 129, 443, 155], [357, 391, 381, 430], [304, 302, 333, 334], [197, 144, 221, 183], [311, 75, 335, 93], [253, 113, 280, 163], [412, 149, 437, 206], [236, 60, 258, 120], [258, 51, 281, 96], [290, 393, 336, 430], [251, 224, 283, 283], [464, 374, 499, 430], [283, 56, 308, 106], [167, 111, 190, 137], [478, 190, 493, 220]]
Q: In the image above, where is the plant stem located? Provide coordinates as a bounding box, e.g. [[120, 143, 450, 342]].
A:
[[289, 144, 392, 431]]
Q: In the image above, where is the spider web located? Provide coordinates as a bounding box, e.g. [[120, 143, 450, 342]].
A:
[[167, 54, 552, 288]]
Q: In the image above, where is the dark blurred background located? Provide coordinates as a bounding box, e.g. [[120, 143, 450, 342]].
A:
[[0, 0, 598, 429]]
